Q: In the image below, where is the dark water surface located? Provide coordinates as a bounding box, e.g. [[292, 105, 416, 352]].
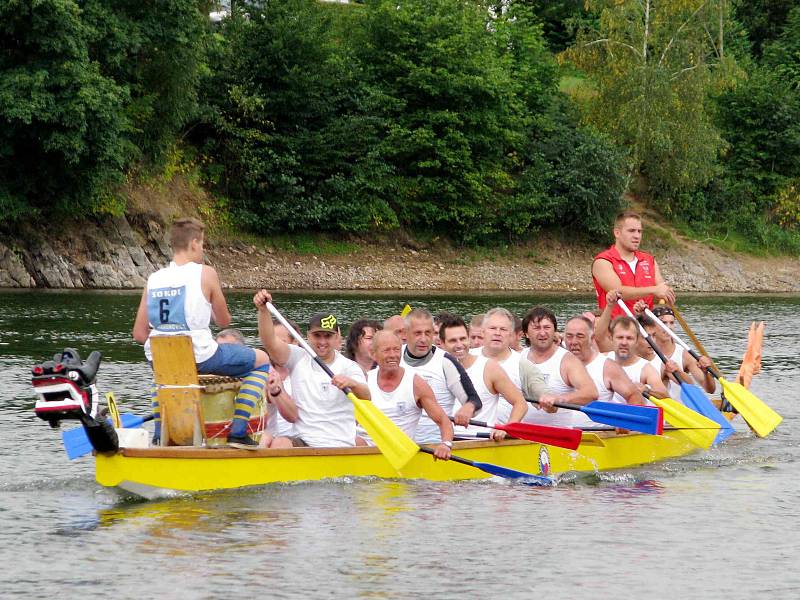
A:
[[0, 290, 797, 598]]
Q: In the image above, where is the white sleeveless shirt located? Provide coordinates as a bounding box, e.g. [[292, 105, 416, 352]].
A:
[[401, 348, 453, 443], [494, 350, 522, 424], [523, 346, 575, 428], [453, 355, 498, 436], [365, 368, 421, 443], [144, 261, 217, 363], [666, 345, 685, 402], [609, 353, 653, 405]]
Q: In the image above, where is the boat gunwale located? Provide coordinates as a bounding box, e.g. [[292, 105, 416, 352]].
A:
[[117, 431, 631, 459]]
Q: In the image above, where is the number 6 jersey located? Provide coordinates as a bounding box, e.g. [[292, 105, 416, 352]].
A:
[[143, 261, 217, 363]]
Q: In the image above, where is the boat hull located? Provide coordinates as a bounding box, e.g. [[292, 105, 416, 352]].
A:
[[96, 430, 700, 499]]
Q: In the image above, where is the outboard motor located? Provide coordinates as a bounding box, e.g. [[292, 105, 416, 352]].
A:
[[32, 348, 101, 427]]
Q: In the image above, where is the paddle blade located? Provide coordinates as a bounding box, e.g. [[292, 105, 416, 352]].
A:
[[349, 392, 418, 471], [679, 383, 735, 444], [470, 460, 555, 486], [648, 396, 719, 450], [61, 413, 151, 460], [497, 422, 581, 450], [718, 377, 782, 437], [580, 401, 663, 435], [62, 425, 94, 460]]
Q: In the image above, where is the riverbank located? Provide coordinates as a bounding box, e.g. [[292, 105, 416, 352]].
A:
[[1, 187, 799, 292]]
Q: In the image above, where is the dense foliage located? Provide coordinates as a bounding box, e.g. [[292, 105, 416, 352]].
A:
[[0, 0, 207, 220], [193, 0, 626, 242], [1, 0, 798, 251]]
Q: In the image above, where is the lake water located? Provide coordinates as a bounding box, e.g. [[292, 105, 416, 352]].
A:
[[0, 290, 797, 598]]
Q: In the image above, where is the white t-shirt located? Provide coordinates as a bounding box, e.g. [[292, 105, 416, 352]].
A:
[[285, 345, 365, 447]]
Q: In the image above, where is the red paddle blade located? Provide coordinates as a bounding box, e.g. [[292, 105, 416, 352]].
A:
[[496, 422, 582, 450]]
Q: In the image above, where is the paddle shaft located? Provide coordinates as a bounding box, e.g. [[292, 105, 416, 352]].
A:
[[266, 302, 357, 397], [644, 308, 723, 381], [527, 397, 591, 413], [617, 300, 692, 386], [668, 303, 719, 371]]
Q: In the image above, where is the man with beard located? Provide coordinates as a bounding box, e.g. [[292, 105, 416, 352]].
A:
[[521, 307, 597, 427], [438, 314, 528, 440], [365, 330, 453, 459], [401, 309, 482, 443]]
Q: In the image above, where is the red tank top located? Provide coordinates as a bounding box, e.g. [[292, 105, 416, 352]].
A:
[[593, 245, 656, 318]]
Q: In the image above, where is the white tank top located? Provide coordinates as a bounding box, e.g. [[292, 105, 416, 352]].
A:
[[401, 348, 453, 443], [365, 368, 421, 442], [144, 261, 217, 362], [523, 346, 575, 428], [454, 355, 498, 436], [587, 353, 614, 403], [666, 345, 685, 402], [609, 354, 652, 405], [495, 350, 521, 424]]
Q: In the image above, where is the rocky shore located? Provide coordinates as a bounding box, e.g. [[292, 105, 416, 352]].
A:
[[1, 210, 799, 293]]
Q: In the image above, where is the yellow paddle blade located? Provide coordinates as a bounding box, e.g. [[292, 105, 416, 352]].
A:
[[400, 304, 412, 318], [648, 396, 719, 450], [347, 392, 418, 471], [718, 377, 782, 437]]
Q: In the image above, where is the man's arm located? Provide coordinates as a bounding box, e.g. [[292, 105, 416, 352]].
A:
[[605, 360, 644, 405], [640, 364, 669, 398], [592, 259, 673, 303], [561, 353, 599, 406], [442, 353, 482, 426], [594, 290, 619, 352], [202, 265, 232, 327], [254, 290, 291, 366], [132, 289, 151, 344], [414, 375, 452, 460], [268, 370, 298, 422], [684, 351, 716, 394]]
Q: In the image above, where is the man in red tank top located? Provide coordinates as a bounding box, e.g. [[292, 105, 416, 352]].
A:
[[592, 211, 675, 318]]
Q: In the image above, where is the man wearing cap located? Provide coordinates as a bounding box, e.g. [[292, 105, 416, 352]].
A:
[[254, 290, 370, 448], [592, 210, 676, 318]]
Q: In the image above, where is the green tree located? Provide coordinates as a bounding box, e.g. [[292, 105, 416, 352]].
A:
[[733, 0, 800, 57], [564, 0, 741, 205], [0, 0, 133, 221]]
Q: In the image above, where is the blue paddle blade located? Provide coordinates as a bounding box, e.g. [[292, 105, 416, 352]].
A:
[[679, 383, 735, 444], [580, 401, 662, 435], [471, 460, 555, 486], [61, 413, 149, 460]]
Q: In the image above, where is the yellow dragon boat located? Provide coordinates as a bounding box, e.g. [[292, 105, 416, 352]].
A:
[[95, 429, 701, 499]]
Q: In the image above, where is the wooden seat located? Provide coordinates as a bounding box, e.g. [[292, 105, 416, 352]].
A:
[[151, 336, 205, 447]]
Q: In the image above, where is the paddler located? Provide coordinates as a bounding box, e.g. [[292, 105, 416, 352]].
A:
[[132, 217, 271, 448], [383, 314, 408, 344], [649, 304, 716, 399], [364, 330, 453, 459], [468, 313, 485, 349], [594, 291, 670, 399], [521, 306, 597, 427], [463, 308, 545, 425], [592, 210, 675, 318], [401, 308, 483, 443], [255, 290, 370, 448], [562, 315, 646, 427], [438, 313, 528, 440]]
